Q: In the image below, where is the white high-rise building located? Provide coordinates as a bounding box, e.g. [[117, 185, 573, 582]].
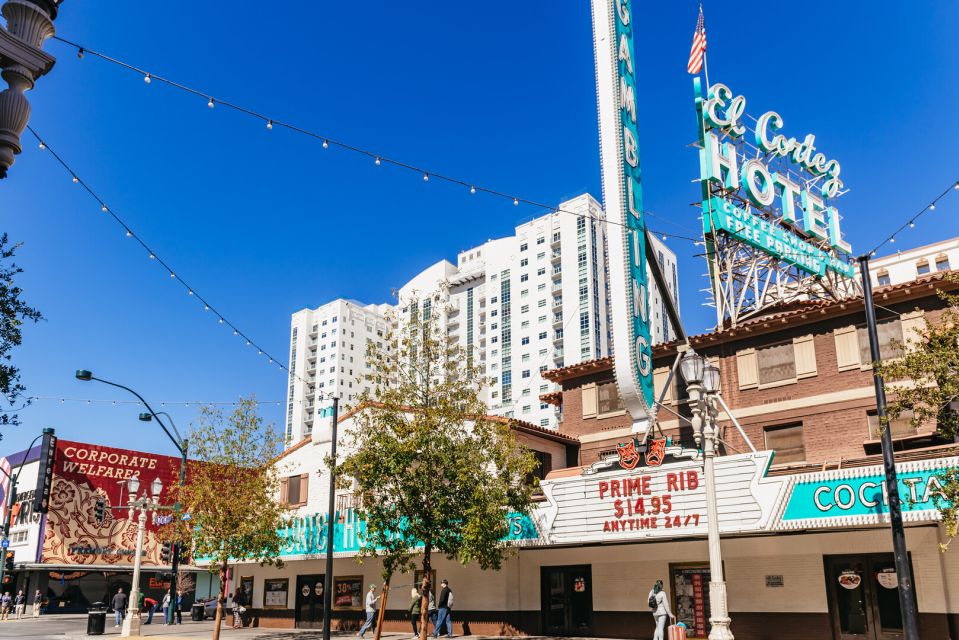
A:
[[284, 194, 679, 446]]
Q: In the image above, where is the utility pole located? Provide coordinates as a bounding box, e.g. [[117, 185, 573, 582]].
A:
[[321, 396, 340, 640], [858, 255, 920, 640], [0, 0, 62, 178]]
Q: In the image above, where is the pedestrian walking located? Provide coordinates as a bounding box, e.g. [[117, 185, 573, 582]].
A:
[[426, 586, 437, 633], [13, 590, 24, 619], [232, 585, 247, 629], [161, 592, 170, 624], [647, 580, 676, 640], [174, 590, 183, 625], [408, 587, 421, 637], [111, 588, 128, 627], [31, 590, 41, 618], [433, 580, 453, 638], [143, 597, 158, 624], [0, 592, 11, 621], [357, 584, 380, 638]]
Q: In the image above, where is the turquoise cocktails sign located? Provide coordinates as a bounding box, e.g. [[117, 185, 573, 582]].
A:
[[781, 465, 952, 523], [277, 510, 539, 557]]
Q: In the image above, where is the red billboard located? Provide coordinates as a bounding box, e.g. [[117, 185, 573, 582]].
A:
[[41, 440, 182, 567]]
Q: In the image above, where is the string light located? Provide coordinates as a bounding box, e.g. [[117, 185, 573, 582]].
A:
[[266, 120, 273, 130], [867, 177, 959, 257], [76, 47, 84, 59], [929, 203, 936, 211], [101, 204, 108, 212], [26, 125, 303, 386], [513, 198, 519, 206], [38, 141, 45, 150], [955, 181, 959, 190], [28, 395, 292, 407], [46, 35, 703, 242], [909, 221, 915, 228], [375, 157, 381, 166], [144, 74, 151, 84], [72, 175, 78, 183]]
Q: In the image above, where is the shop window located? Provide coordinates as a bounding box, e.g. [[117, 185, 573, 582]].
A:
[[597, 381, 624, 414], [280, 473, 309, 506], [867, 409, 919, 440], [756, 342, 796, 385], [857, 319, 903, 364], [764, 423, 805, 464]]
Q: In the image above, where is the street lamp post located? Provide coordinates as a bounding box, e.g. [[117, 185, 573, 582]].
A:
[[680, 349, 733, 640], [75, 370, 189, 626], [121, 475, 163, 638]]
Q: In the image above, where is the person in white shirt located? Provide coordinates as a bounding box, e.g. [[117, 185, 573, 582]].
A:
[[648, 580, 676, 640], [358, 584, 380, 639]]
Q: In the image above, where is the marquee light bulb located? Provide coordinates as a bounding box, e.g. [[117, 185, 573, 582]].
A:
[[266, 120, 273, 130], [322, 140, 329, 149], [144, 74, 151, 84], [207, 97, 214, 108]]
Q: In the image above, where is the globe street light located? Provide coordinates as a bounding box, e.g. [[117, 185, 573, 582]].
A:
[[76, 369, 189, 625], [679, 349, 733, 640], [123, 475, 163, 637]]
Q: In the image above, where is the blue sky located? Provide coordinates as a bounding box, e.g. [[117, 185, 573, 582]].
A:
[[2, 1, 958, 456]]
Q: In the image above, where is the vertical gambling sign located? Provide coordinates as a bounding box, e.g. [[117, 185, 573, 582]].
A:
[[591, 0, 654, 421]]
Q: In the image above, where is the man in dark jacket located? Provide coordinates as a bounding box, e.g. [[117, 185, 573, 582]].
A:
[[433, 580, 453, 639], [111, 588, 128, 627]]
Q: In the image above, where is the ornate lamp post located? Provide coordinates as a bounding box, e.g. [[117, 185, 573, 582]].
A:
[[0, 0, 62, 178], [121, 474, 163, 638], [680, 349, 733, 640]]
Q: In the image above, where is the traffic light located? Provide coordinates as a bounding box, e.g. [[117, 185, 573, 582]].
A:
[[33, 428, 57, 514], [160, 541, 172, 564], [94, 499, 106, 523], [4, 551, 14, 574]]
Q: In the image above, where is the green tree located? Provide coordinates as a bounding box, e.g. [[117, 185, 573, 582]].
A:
[[879, 275, 959, 547], [174, 398, 286, 640], [338, 300, 538, 640], [0, 234, 41, 435]]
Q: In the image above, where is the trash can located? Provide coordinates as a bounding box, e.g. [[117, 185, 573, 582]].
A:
[[191, 602, 205, 622], [87, 603, 107, 635]]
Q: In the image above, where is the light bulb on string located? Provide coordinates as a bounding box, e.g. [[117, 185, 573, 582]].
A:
[[513, 198, 519, 206], [662, 234, 668, 241], [266, 120, 273, 130], [170, 272, 176, 278], [188, 290, 194, 296], [470, 186, 476, 194], [101, 204, 108, 212], [233, 330, 238, 336], [125, 230, 132, 237], [77, 48, 84, 59], [218, 318, 224, 324], [144, 74, 151, 84], [149, 253, 155, 259], [322, 140, 329, 149], [375, 157, 381, 165], [204, 305, 210, 311], [954, 181, 959, 190], [246, 341, 251, 346], [889, 237, 895, 244], [207, 97, 214, 109], [423, 173, 429, 182], [871, 251, 877, 257], [909, 222, 915, 228], [929, 203, 936, 211], [38, 141, 45, 150], [72, 176, 78, 183]]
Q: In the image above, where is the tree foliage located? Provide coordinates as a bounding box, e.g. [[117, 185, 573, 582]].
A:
[[0, 234, 42, 435], [173, 398, 286, 640], [878, 275, 959, 547], [338, 300, 537, 593]]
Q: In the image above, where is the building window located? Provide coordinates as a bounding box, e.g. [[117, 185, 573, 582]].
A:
[[280, 474, 308, 506], [867, 409, 919, 440], [520, 243, 528, 252], [540, 418, 550, 427], [597, 381, 624, 414], [935, 254, 951, 271], [537, 268, 546, 276], [916, 260, 930, 276], [537, 252, 545, 260], [522, 370, 531, 378], [756, 342, 796, 385], [520, 258, 529, 268], [537, 237, 545, 245], [522, 337, 530, 345], [857, 319, 903, 363], [877, 271, 891, 286], [522, 405, 531, 413], [521, 274, 529, 283], [764, 423, 805, 464], [526, 450, 552, 487]]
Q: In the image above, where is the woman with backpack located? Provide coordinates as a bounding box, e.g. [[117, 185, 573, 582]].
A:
[[647, 580, 676, 640]]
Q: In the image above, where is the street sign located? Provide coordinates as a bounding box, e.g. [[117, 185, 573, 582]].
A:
[[0, 539, 8, 549]]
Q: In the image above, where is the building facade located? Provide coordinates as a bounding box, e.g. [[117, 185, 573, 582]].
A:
[[226, 267, 959, 640], [865, 236, 958, 288], [285, 194, 679, 446]]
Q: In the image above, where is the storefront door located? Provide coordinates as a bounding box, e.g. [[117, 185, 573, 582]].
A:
[[294, 574, 325, 629], [541, 565, 592, 636], [825, 554, 910, 640]]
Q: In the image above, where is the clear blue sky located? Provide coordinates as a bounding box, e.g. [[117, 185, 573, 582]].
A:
[[2, 1, 957, 456]]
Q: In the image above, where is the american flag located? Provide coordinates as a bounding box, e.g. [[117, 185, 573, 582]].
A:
[[687, 5, 707, 75]]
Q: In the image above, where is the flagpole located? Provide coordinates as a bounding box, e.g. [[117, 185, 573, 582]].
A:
[[702, 51, 711, 93]]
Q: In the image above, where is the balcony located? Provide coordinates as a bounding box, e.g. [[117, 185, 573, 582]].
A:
[[551, 234, 561, 248], [553, 331, 564, 345], [551, 281, 563, 294], [552, 314, 563, 328], [551, 250, 562, 264]]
